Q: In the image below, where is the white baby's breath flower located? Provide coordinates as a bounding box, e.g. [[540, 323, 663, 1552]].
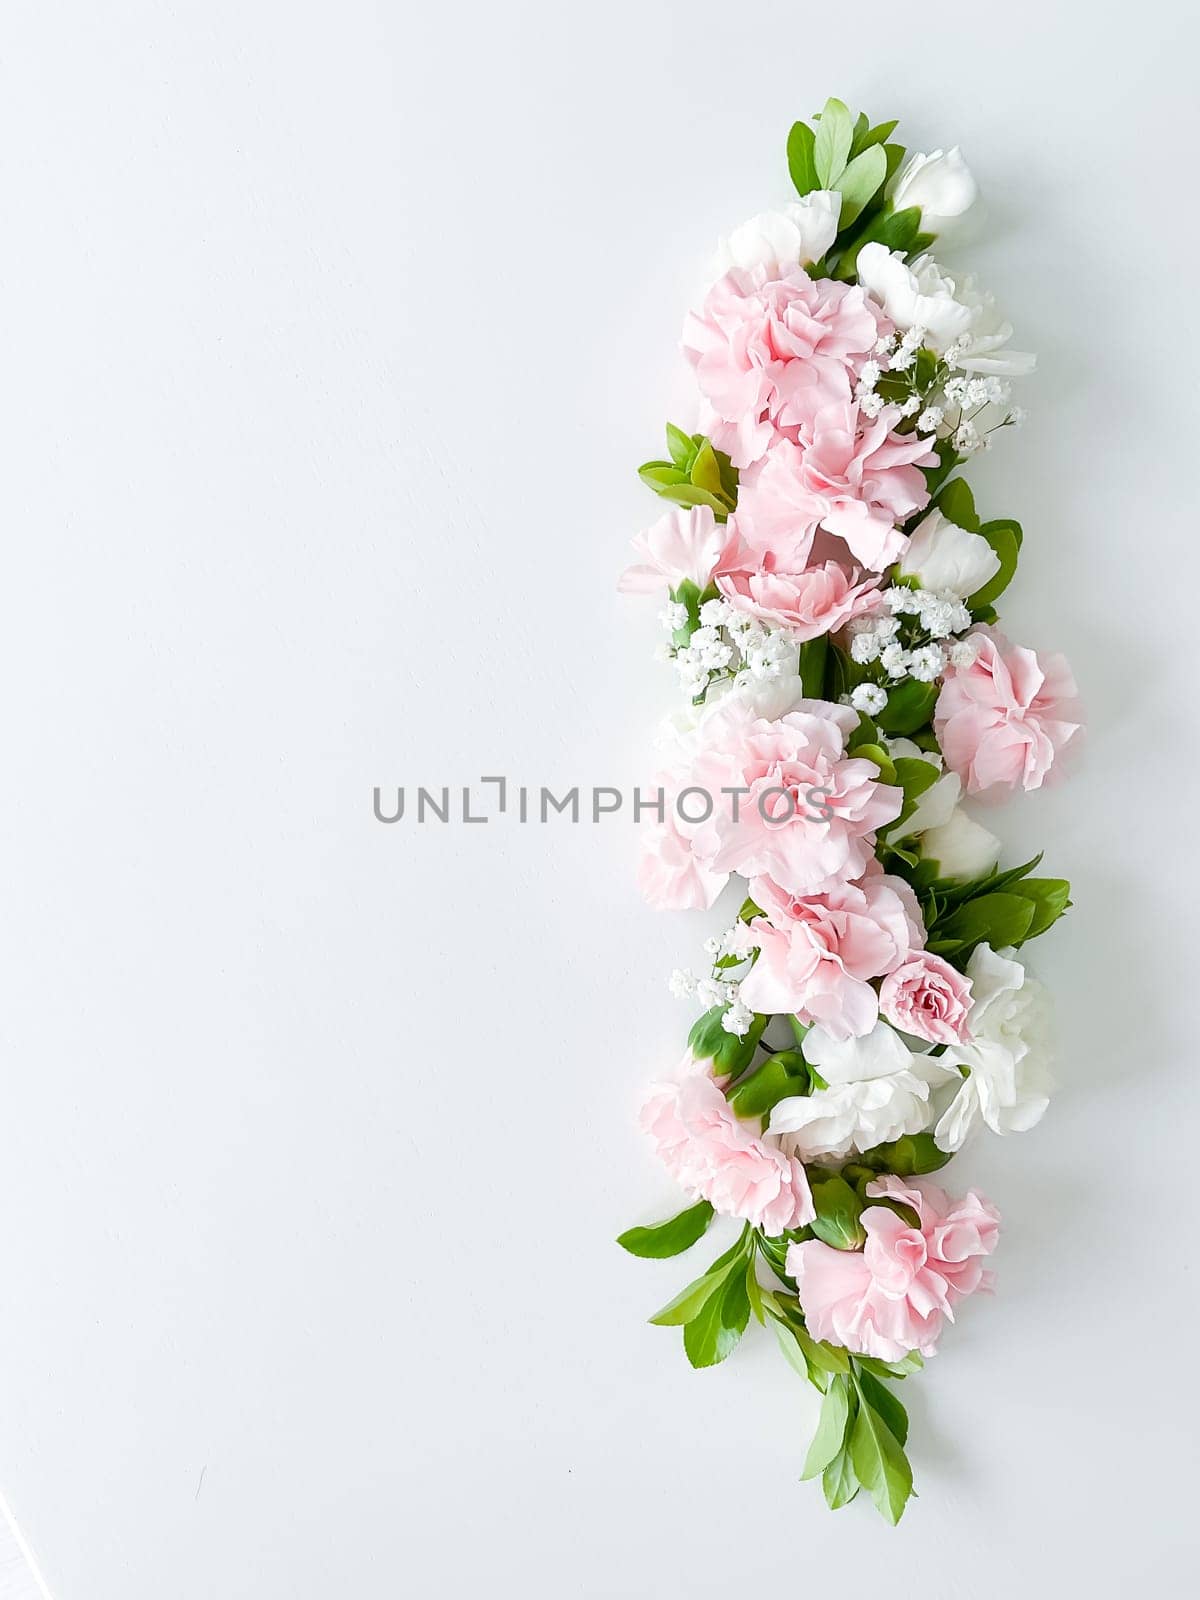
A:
[[669, 967, 697, 998], [695, 975, 728, 1010], [880, 641, 911, 677], [909, 643, 947, 682], [850, 682, 889, 716], [721, 996, 755, 1037], [850, 629, 882, 664], [699, 597, 732, 628]]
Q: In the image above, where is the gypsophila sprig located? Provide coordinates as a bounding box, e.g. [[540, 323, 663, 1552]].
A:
[[617, 100, 1081, 1524]]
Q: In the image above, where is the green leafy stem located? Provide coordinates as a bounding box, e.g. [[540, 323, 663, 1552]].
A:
[[618, 1207, 920, 1522]]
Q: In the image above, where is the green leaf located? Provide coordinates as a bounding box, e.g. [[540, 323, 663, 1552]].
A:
[[920, 438, 960, 498], [690, 439, 725, 498], [1007, 877, 1072, 941], [893, 756, 940, 802], [648, 1266, 728, 1327], [935, 891, 1036, 956], [664, 422, 695, 470], [683, 1262, 751, 1368], [637, 461, 686, 489], [617, 1200, 715, 1259], [648, 1234, 748, 1325], [809, 1174, 866, 1250], [788, 1316, 851, 1376], [771, 1313, 819, 1385], [787, 120, 819, 195], [813, 97, 854, 186], [880, 755, 941, 838], [882, 143, 906, 186], [877, 680, 939, 736], [935, 477, 980, 530], [968, 518, 1022, 609], [856, 118, 898, 153], [856, 1368, 909, 1446], [798, 634, 828, 698], [727, 1050, 808, 1120], [688, 1005, 767, 1075], [637, 466, 729, 516], [846, 710, 880, 751], [849, 741, 896, 785], [831, 203, 920, 280], [822, 1438, 861, 1509], [856, 1350, 924, 1380], [802, 1374, 851, 1479], [850, 1384, 914, 1524], [745, 1259, 767, 1324], [834, 144, 888, 229]]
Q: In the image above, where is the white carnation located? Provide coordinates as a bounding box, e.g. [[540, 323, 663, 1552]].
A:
[[857, 246, 1034, 375], [919, 806, 1002, 882], [889, 146, 978, 234], [712, 192, 841, 277], [856, 244, 975, 350], [931, 944, 1055, 1151], [768, 1021, 954, 1160], [900, 510, 1001, 600]]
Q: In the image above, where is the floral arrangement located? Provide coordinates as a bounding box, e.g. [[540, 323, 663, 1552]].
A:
[[617, 100, 1080, 1523]]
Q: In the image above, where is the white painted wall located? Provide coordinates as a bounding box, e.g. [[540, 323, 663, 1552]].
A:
[[2, 3, 1197, 1594]]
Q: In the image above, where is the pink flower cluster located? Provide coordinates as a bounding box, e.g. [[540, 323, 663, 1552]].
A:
[[788, 1177, 1001, 1361], [740, 866, 972, 1044], [641, 693, 903, 911], [641, 1055, 814, 1234], [675, 264, 938, 640], [935, 625, 1080, 794], [624, 207, 1082, 1388]]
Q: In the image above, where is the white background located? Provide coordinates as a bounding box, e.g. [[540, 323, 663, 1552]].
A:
[[2, 2, 1199, 1595]]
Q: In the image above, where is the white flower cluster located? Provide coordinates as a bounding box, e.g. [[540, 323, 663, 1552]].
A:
[[669, 965, 755, 1036], [662, 595, 794, 699], [939, 370, 1021, 455], [671, 919, 761, 1036], [845, 589, 978, 701], [703, 921, 760, 962], [855, 326, 930, 421], [766, 942, 1054, 1161], [851, 287, 1031, 451]]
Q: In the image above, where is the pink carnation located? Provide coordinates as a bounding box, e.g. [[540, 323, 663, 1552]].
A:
[[934, 626, 1081, 795], [682, 266, 887, 468], [716, 555, 882, 643], [617, 504, 735, 595], [735, 412, 935, 573], [739, 868, 924, 1040], [641, 1056, 814, 1233], [879, 952, 973, 1044], [637, 812, 727, 911], [787, 1176, 1000, 1360], [682, 697, 904, 896]]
